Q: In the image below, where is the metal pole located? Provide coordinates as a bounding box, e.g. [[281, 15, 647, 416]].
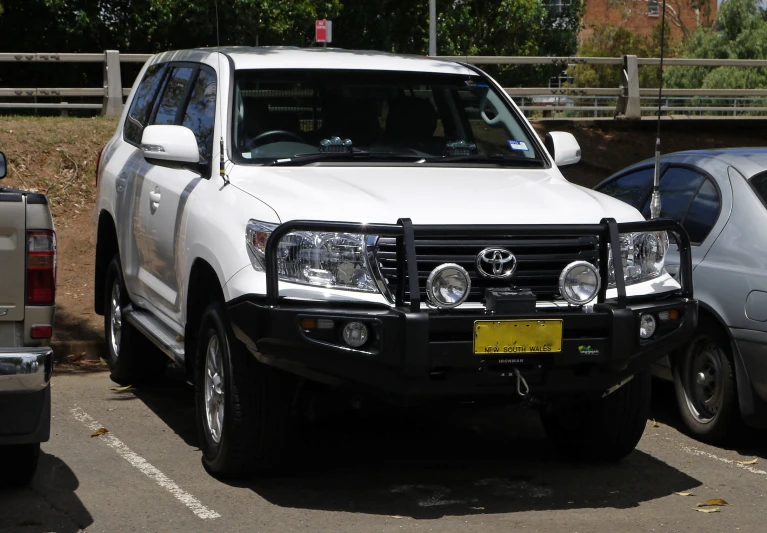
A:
[[429, 0, 437, 56], [650, 1, 667, 219]]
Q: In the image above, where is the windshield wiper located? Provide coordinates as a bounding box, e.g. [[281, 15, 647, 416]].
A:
[[267, 151, 426, 166], [436, 154, 545, 167]]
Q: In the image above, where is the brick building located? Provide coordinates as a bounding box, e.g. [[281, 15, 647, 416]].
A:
[[579, 0, 719, 42]]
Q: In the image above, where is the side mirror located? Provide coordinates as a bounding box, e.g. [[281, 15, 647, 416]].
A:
[[0, 152, 6, 179], [544, 132, 582, 167], [140, 125, 200, 165]]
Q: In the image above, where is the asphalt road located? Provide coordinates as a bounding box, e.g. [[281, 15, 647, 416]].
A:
[[2, 369, 767, 533]]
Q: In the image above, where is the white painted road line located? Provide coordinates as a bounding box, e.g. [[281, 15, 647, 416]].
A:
[[71, 406, 221, 520], [680, 444, 767, 476]]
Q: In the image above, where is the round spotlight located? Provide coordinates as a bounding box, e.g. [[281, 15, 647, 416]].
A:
[[639, 314, 657, 339], [559, 261, 601, 305], [426, 263, 471, 309], [342, 321, 369, 348]]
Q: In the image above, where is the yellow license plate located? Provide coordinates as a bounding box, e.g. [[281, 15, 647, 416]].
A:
[[474, 319, 563, 355]]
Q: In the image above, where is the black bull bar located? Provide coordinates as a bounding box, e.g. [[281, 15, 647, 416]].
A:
[[264, 217, 694, 308]]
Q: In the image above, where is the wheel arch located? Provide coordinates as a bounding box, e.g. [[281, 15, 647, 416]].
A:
[[184, 257, 226, 383], [682, 301, 767, 427], [95, 210, 119, 316]]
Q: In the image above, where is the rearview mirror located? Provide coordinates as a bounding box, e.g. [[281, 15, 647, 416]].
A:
[[0, 151, 6, 179], [544, 132, 581, 167], [140, 125, 200, 165]]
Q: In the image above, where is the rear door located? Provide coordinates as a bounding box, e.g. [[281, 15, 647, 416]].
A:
[[0, 192, 26, 321]]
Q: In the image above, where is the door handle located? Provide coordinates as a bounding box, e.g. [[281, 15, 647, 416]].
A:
[[149, 190, 162, 204], [116, 174, 127, 193]]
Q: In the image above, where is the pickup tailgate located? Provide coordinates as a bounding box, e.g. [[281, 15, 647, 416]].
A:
[[0, 191, 25, 321]]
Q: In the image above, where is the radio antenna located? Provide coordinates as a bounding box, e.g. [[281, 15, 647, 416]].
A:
[[214, 0, 229, 185], [650, 0, 668, 219]]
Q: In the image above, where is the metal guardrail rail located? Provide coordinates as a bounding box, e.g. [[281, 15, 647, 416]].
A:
[[0, 51, 151, 117], [0, 52, 766, 119]]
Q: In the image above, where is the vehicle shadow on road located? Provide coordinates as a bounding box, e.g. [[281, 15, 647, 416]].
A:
[[0, 452, 93, 532], [132, 372, 702, 520]]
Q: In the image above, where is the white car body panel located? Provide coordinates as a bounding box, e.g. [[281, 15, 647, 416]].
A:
[[96, 47, 675, 333]]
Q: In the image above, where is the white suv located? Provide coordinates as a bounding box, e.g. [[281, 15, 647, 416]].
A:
[[94, 47, 697, 477]]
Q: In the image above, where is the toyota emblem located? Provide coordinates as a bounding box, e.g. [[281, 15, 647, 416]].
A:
[[476, 248, 517, 279]]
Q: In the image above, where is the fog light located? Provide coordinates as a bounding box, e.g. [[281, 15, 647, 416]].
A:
[[559, 261, 600, 305], [639, 314, 657, 339], [342, 321, 369, 348], [426, 263, 471, 309]]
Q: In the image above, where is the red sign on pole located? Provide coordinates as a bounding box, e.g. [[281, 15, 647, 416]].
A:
[[315, 20, 332, 43]]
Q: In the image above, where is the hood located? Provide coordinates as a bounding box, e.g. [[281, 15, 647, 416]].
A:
[[230, 165, 643, 225]]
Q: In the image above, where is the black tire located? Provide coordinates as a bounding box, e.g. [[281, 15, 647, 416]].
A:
[[194, 301, 294, 478], [540, 370, 651, 462], [0, 443, 40, 487], [672, 318, 740, 444], [103, 256, 166, 385]]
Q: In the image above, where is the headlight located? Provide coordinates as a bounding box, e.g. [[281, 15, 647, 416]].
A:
[[246, 220, 379, 292], [608, 231, 669, 287], [426, 263, 471, 309], [559, 261, 600, 305]]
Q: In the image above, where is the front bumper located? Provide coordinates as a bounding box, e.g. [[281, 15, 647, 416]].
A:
[[230, 217, 697, 400], [229, 296, 697, 399], [0, 348, 53, 444]]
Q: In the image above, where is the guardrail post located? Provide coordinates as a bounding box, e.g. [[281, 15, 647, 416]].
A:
[[102, 50, 123, 118], [615, 55, 640, 119]]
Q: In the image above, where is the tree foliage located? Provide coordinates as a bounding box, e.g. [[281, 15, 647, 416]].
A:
[[665, 0, 767, 89], [571, 22, 669, 88], [0, 0, 584, 87]]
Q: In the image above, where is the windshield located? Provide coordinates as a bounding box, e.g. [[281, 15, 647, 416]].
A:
[[752, 171, 767, 207], [232, 69, 542, 165]]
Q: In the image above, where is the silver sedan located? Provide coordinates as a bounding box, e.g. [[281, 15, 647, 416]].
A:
[[595, 148, 767, 442]]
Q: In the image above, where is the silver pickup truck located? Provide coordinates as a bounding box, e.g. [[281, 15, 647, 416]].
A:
[[0, 151, 55, 487]]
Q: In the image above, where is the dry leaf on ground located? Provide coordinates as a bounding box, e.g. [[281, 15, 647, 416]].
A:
[[653, 420, 660, 428], [111, 384, 133, 392], [695, 508, 720, 513], [736, 458, 758, 465], [697, 498, 729, 507], [675, 491, 694, 496], [90, 428, 109, 438]]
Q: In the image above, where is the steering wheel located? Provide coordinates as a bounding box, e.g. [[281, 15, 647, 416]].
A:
[[252, 130, 305, 146], [480, 98, 503, 125]]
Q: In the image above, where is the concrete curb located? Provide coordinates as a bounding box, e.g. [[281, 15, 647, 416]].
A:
[[51, 340, 106, 363]]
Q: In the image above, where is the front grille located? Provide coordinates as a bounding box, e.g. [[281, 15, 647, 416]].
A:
[[373, 235, 600, 303]]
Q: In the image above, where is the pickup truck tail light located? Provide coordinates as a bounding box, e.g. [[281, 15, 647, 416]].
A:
[[27, 230, 57, 306]]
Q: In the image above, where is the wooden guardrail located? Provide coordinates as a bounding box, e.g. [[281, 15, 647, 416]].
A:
[[1, 52, 766, 119]]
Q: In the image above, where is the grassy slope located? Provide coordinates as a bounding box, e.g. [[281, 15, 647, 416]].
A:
[[0, 117, 118, 342], [0, 116, 765, 342]]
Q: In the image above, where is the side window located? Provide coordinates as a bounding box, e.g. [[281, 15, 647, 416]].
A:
[[685, 178, 720, 243], [752, 172, 767, 206], [639, 166, 720, 244], [182, 69, 217, 163], [151, 67, 195, 126], [641, 166, 704, 219], [598, 167, 654, 209], [124, 64, 166, 145]]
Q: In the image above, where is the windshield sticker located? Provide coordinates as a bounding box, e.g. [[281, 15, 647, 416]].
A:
[[508, 140, 529, 151]]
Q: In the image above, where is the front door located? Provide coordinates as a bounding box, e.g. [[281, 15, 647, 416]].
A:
[[133, 64, 217, 319]]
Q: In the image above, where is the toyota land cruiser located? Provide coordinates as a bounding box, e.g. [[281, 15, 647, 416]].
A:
[[94, 47, 697, 478]]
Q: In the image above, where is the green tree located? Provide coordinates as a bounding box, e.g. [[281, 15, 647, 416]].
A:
[[571, 22, 669, 88], [665, 0, 767, 90]]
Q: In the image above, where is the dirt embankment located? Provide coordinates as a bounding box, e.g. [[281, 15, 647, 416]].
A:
[[1, 117, 766, 345]]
